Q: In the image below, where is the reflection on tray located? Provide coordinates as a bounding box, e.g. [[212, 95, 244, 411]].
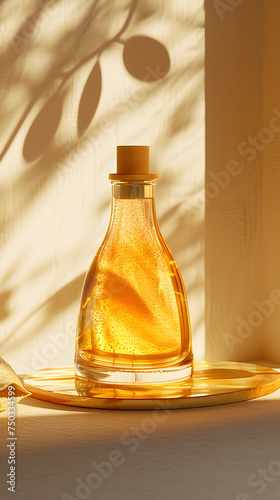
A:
[[22, 361, 280, 409]]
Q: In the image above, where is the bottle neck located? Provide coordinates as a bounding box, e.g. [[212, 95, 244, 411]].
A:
[[109, 181, 158, 235], [111, 181, 156, 199]]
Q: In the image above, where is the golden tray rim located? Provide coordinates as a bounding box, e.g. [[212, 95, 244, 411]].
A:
[[22, 360, 280, 410]]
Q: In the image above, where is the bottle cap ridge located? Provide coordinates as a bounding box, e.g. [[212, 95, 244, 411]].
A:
[[109, 145, 158, 181]]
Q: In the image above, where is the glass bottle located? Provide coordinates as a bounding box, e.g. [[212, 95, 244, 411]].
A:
[[75, 146, 193, 397]]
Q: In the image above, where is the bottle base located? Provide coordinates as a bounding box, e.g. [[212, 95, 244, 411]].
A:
[[74, 359, 193, 399]]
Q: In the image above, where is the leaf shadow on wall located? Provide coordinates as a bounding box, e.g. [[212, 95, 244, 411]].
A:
[[20, 2, 170, 162], [0, 0, 173, 251], [0, 0, 204, 360]]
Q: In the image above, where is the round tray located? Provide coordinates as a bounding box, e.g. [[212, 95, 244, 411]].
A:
[[23, 361, 280, 410]]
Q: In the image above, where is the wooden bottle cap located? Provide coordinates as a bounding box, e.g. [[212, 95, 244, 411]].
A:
[[109, 146, 158, 181]]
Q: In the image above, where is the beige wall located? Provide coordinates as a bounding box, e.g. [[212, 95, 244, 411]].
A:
[[263, 0, 280, 362], [206, 0, 280, 363], [0, 0, 205, 372], [205, 0, 263, 361]]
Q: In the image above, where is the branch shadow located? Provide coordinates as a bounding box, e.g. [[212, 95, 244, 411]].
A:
[[0, 0, 205, 362]]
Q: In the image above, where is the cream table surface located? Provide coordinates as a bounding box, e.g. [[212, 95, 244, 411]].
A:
[[1, 369, 280, 500]]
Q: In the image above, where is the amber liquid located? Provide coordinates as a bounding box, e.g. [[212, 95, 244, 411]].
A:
[[76, 197, 192, 371]]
